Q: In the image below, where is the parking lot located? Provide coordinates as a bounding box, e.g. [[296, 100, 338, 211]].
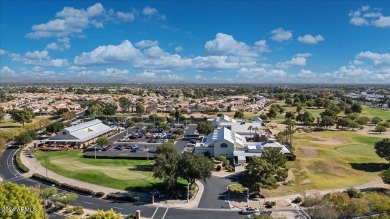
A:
[[82, 123, 199, 158]]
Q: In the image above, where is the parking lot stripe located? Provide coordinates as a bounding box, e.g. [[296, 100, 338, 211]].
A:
[[151, 206, 159, 218], [162, 208, 169, 219]]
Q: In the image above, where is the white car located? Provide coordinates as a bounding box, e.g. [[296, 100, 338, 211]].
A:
[[240, 207, 259, 215]]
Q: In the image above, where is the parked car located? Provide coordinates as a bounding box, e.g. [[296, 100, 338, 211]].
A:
[[240, 207, 259, 215], [149, 148, 157, 153], [131, 144, 139, 149], [130, 148, 139, 153], [189, 139, 196, 144]]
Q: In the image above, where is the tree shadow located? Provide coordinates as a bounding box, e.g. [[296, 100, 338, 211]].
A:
[[129, 164, 154, 172], [350, 162, 390, 172], [0, 125, 20, 128]]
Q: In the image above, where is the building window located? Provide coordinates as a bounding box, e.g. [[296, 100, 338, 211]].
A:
[[62, 131, 66, 135], [221, 143, 228, 148]]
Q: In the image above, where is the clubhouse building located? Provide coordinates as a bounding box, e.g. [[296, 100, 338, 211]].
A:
[[44, 119, 115, 148], [195, 115, 290, 163]]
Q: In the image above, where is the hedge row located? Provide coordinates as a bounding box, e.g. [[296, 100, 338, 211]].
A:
[[31, 173, 98, 196], [61, 183, 95, 195], [15, 148, 30, 173], [106, 193, 140, 202]]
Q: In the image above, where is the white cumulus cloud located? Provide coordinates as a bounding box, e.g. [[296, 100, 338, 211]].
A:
[[142, 6, 166, 20], [356, 51, 390, 66], [205, 33, 258, 57], [74, 40, 142, 65], [135, 40, 159, 48], [137, 70, 155, 78], [297, 34, 325, 44], [270, 28, 293, 42], [349, 5, 390, 28]]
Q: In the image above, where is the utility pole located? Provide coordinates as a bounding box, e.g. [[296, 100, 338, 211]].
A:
[[45, 156, 48, 177]]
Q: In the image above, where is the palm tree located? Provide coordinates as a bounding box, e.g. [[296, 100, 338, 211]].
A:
[[247, 125, 254, 138], [284, 119, 296, 149]]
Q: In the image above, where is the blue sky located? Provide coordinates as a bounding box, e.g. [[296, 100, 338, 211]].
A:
[[0, 0, 389, 84]]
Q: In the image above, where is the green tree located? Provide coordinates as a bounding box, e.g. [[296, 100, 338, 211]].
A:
[[56, 108, 69, 115], [356, 116, 370, 125], [0, 182, 45, 219], [135, 102, 145, 116], [15, 131, 35, 145], [119, 97, 131, 113], [153, 143, 180, 190], [371, 117, 383, 125], [267, 107, 277, 120], [375, 124, 387, 134], [46, 122, 65, 133], [0, 106, 5, 121], [320, 116, 335, 130], [10, 108, 35, 126], [243, 157, 279, 194], [262, 148, 287, 168], [326, 192, 368, 218], [179, 153, 214, 187], [350, 103, 362, 113], [285, 111, 295, 120], [96, 136, 109, 147], [380, 169, 390, 184], [374, 138, 390, 162], [60, 111, 76, 120], [103, 102, 117, 116], [234, 110, 244, 119], [197, 121, 214, 134], [86, 209, 122, 219]]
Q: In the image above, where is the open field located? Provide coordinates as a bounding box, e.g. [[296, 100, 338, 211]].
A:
[[262, 131, 388, 197], [33, 150, 164, 191]]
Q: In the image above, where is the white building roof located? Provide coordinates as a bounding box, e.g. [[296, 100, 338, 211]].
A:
[[230, 122, 262, 135], [47, 119, 114, 143], [202, 127, 245, 147]]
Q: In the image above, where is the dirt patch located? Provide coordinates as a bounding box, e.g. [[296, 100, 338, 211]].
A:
[[300, 147, 318, 157], [310, 136, 350, 146], [284, 168, 296, 182], [301, 179, 312, 185]]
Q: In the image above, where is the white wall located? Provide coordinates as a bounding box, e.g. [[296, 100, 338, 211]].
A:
[[213, 139, 234, 158]]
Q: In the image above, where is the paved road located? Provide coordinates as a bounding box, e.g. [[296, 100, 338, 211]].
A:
[[174, 124, 198, 152], [199, 173, 243, 209], [0, 146, 242, 219]]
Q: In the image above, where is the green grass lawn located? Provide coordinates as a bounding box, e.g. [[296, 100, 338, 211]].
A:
[[361, 106, 390, 121], [33, 150, 166, 191], [263, 131, 388, 197]]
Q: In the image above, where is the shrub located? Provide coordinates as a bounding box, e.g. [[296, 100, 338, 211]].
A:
[[225, 165, 234, 172], [65, 207, 75, 214], [61, 183, 95, 195], [264, 201, 275, 208], [74, 206, 84, 215], [95, 192, 105, 198], [106, 193, 139, 202], [293, 196, 302, 203], [346, 187, 362, 198], [32, 173, 61, 186], [15, 148, 30, 173], [216, 165, 222, 171]]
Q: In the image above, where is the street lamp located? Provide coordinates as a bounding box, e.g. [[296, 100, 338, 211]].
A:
[[187, 183, 191, 203], [94, 146, 97, 159], [245, 187, 249, 207]]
